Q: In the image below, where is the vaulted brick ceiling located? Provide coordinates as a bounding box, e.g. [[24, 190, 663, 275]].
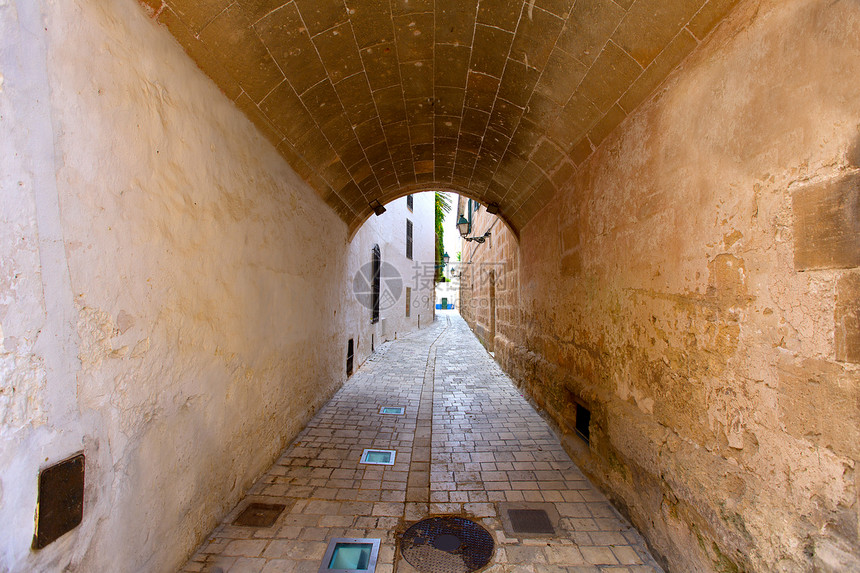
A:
[[145, 0, 737, 232]]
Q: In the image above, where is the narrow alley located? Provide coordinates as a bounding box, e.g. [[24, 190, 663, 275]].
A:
[[181, 313, 663, 573], [4, 1, 858, 570]]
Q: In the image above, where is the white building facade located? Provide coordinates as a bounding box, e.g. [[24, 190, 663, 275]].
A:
[[342, 193, 436, 373]]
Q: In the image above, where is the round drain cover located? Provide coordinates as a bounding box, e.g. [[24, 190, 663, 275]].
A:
[[433, 534, 461, 552], [400, 516, 494, 572]]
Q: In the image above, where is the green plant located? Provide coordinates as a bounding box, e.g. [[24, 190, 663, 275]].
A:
[[435, 192, 451, 282]]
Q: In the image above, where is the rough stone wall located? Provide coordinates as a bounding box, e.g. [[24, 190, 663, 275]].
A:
[[460, 1, 859, 571], [459, 205, 522, 358], [0, 0, 354, 571]]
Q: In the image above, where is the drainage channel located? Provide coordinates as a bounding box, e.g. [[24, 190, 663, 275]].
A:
[[404, 315, 449, 511], [393, 316, 460, 573], [319, 319, 451, 573]]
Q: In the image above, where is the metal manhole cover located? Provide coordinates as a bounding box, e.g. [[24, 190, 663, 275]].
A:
[[400, 516, 494, 573]]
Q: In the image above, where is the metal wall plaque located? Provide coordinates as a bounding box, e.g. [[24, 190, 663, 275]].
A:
[[33, 453, 85, 549]]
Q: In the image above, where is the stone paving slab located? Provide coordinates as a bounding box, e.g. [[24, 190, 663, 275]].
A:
[[180, 312, 663, 573]]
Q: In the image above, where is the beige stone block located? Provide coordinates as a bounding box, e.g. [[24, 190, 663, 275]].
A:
[[313, 23, 364, 84], [579, 545, 619, 565], [498, 60, 540, 107], [261, 559, 297, 573], [777, 357, 860, 459], [836, 272, 860, 363], [197, 5, 284, 102], [612, 0, 703, 67], [230, 557, 267, 573], [556, 0, 625, 66], [505, 545, 548, 564], [346, 0, 394, 48], [435, 44, 471, 89], [477, 0, 522, 32], [619, 29, 698, 114], [294, 0, 348, 36], [361, 43, 401, 91], [393, 13, 434, 62], [545, 545, 586, 565], [587, 104, 626, 146], [372, 502, 403, 516], [223, 539, 268, 557], [793, 173, 860, 271], [435, 0, 478, 45], [158, 8, 242, 101], [167, 0, 232, 34], [510, 6, 564, 70], [689, 0, 741, 39], [576, 41, 643, 113], [301, 80, 344, 127], [612, 545, 642, 565], [537, 48, 588, 105]]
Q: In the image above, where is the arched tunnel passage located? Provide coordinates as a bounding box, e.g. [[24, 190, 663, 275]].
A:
[[145, 0, 749, 234], [347, 185, 520, 242], [2, 1, 857, 572], [343, 188, 514, 373]]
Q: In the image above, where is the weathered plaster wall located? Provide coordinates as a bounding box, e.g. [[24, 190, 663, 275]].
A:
[[461, 1, 859, 571], [1, 0, 352, 571], [345, 193, 437, 370]]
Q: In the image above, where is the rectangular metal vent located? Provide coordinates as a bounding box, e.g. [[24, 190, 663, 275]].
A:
[[233, 502, 286, 527], [499, 502, 562, 538], [508, 509, 555, 534], [33, 453, 85, 549], [575, 403, 591, 444]]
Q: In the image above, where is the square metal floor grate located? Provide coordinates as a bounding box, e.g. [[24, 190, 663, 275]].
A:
[[507, 509, 555, 534], [499, 502, 562, 537], [233, 502, 286, 527]]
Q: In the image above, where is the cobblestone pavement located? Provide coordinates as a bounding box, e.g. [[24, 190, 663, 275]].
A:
[[180, 312, 664, 573]]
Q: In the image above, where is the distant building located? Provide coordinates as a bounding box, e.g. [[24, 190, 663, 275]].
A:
[[457, 196, 511, 355], [344, 193, 436, 372], [435, 278, 458, 310]]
